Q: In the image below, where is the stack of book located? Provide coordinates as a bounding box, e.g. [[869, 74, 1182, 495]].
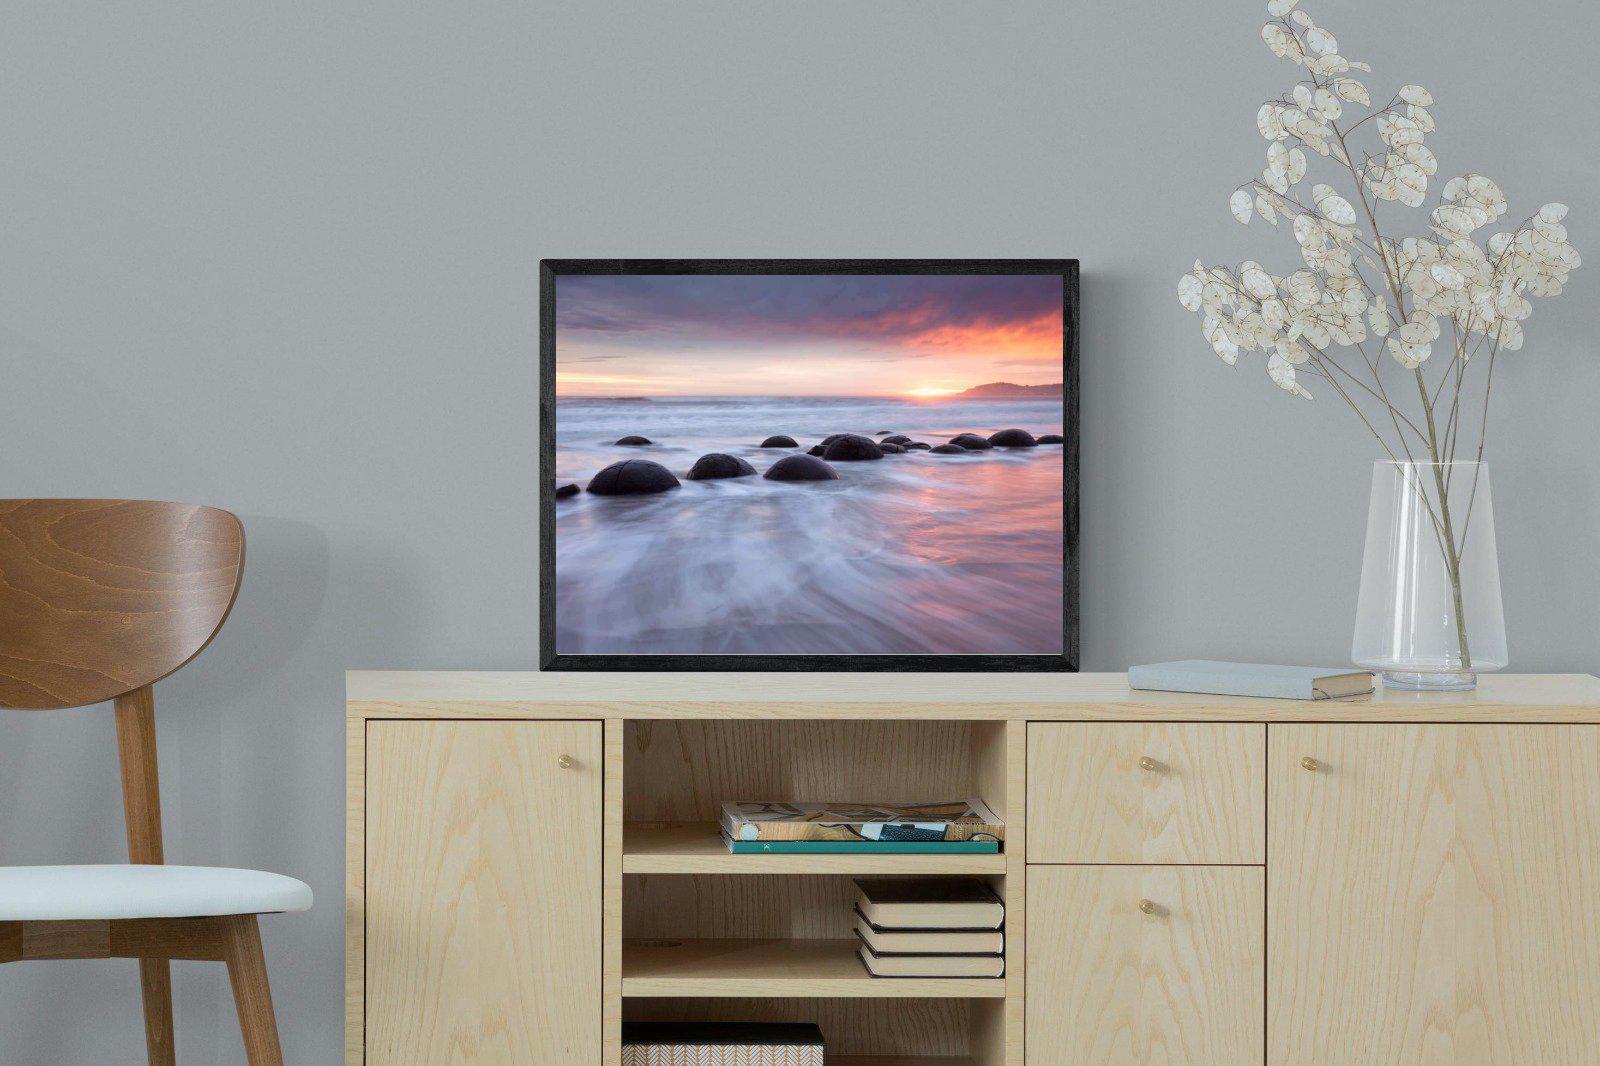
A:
[[853, 877, 1005, 978], [719, 799, 1004, 855], [622, 1022, 825, 1066]]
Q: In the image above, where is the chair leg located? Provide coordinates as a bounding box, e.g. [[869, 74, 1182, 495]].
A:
[[220, 916, 283, 1066], [137, 958, 176, 1064]]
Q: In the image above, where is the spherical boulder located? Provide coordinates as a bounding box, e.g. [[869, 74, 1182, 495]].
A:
[[988, 428, 1038, 448], [555, 483, 580, 500], [930, 443, 971, 455], [807, 444, 827, 457], [614, 435, 653, 446], [820, 433, 859, 447], [759, 435, 799, 448], [903, 441, 932, 451], [878, 442, 906, 454], [949, 433, 993, 450], [874, 430, 892, 435], [822, 434, 884, 461], [882, 434, 914, 445], [587, 459, 680, 496], [686, 453, 757, 480], [1036, 434, 1065, 444], [764, 454, 841, 482]]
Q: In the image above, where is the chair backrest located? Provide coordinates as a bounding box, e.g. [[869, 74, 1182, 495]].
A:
[[0, 500, 245, 710]]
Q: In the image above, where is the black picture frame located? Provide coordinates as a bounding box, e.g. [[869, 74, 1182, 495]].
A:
[[540, 258, 1079, 672]]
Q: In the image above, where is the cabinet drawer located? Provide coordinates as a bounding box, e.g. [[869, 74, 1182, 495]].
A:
[[1027, 723, 1265, 864], [1027, 865, 1265, 1064]]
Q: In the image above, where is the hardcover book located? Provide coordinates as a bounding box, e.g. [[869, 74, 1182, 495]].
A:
[[855, 932, 1006, 978], [853, 877, 1006, 930], [721, 831, 998, 855], [853, 905, 1005, 955], [1128, 660, 1375, 700], [621, 1022, 824, 1066], [720, 799, 1004, 843]]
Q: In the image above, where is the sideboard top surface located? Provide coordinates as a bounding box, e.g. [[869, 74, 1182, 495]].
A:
[[346, 671, 1600, 723]]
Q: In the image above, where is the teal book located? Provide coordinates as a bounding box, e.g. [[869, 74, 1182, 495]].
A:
[[1129, 660, 1375, 700], [721, 832, 999, 855]]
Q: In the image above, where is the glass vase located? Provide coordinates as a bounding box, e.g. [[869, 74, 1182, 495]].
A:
[[1352, 460, 1506, 690]]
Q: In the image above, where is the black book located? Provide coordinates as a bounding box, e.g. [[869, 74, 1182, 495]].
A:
[[853, 877, 1005, 929]]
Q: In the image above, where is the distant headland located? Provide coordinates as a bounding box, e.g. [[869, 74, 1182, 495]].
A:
[[953, 382, 1065, 399]]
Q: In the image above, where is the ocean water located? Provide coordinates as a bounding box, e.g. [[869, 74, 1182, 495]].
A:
[[554, 396, 1066, 656]]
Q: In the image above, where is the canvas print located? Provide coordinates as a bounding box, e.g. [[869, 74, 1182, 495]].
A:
[[542, 261, 1076, 669]]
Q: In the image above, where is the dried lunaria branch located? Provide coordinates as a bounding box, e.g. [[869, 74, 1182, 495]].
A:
[[1178, 0, 1580, 668]]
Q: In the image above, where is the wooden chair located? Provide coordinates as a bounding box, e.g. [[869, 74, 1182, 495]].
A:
[[0, 499, 310, 1065]]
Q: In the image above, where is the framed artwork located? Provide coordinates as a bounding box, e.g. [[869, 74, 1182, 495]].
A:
[[540, 259, 1078, 671]]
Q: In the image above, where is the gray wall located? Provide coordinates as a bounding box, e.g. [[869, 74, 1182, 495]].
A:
[[2, 1, 1594, 1060]]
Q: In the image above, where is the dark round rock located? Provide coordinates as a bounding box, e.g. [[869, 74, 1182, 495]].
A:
[[988, 428, 1038, 448], [882, 434, 914, 445], [759, 435, 799, 448], [586, 459, 680, 496], [764, 454, 841, 482], [822, 435, 884, 461], [930, 444, 971, 455], [807, 444, 827, 457], [614, 435, 653, 446], [820, 433, 858, 447], [686, 453, 757, 480], [878, 442, 907, 454], [555, 483, 580, 500], [1036, 434, 1065, 444], [903, 441, 932, 451], [874, 430, 892, 435], [949, 433, 994, 450]]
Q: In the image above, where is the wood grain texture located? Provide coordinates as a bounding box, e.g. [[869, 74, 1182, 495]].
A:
[[1268, 723, 1600, 1065], [347, 671, 1600, 721], [0, 499, 244, 710], [115, 684, 175, 1066], [603, 719, 624, 1066], [221, 915, 283, 1066], [1027, 865, 1264, 1064], [621, 997, 975, 1058], [972, 721, 1024, 1066], [1028, 723, 1265, 864], [621, 937, 1006, 999], [343, 712, 365, 1065], [364, 720, 602, 1064], [4, 917, 229, 962]]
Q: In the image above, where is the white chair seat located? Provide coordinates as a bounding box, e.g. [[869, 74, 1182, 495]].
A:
[[0, 865, 313, 921]]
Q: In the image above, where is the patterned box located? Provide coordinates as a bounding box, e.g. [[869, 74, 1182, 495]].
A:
[[622, 1022, 825, 1065]]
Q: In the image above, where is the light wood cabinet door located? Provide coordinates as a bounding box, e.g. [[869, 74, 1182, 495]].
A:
[[365, 720, 602, 1064], [1029, 723, 1265, 864], [1269, 724, 1600, 1065], [1027, 865, 1264, 1064]]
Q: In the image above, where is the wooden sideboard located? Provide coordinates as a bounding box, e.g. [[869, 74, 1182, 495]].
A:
[[346, 672, 1600, 1065]]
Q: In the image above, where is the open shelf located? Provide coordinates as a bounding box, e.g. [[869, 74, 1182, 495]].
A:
[[622, 938, 1006, 999], [623, 823, 1007, 875]]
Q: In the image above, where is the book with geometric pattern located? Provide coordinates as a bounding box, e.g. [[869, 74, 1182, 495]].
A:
[[621, 1022, 825, 1065], [720, 799, 1004, 843]]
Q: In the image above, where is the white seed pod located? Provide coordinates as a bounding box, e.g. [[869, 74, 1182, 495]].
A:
[[1313, 87, 1342, 120], [1206, 319, 1240, 364], [1292, 84, 1314, 110], [1333, 77, 1370, 106], [1178, 272, 1204, 312], [1287, 147, 1307, 184], [1267, 0, 1298, 14], [1407, 104, 1435, 133], [1240, 261, 1277, 299], [1306, 27, 1337, 55], [1539, 203, 1570, 223], [1257, 103, 1287, 140], [1255, 191, 1279, 225], [1368, 302, 1391, 337], [1261, 23, 1292, 58], [1230, 189, 1254, 224], [1398, 85, 1434, 106]]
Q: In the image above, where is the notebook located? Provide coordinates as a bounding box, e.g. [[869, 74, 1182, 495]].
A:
[[1128, 660, 1375, 700], [853, 905, 1005, 955], [853, 877, 1005, 929], [855, 933, 1006, 978], [621, 1023, 824, 1066]]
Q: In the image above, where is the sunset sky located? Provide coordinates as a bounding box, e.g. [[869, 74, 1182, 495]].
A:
[[555, 274, 1064, 397]]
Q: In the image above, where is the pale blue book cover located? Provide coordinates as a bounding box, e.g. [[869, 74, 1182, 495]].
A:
[[1128, 660, 1374, 700]]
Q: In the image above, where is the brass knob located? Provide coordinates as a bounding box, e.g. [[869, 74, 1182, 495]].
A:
[[1138, 756, 1162, 773], [1301, 756, 1320, 772], [557, 754, 577, 770], [1138, 899, 1163, 916]]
